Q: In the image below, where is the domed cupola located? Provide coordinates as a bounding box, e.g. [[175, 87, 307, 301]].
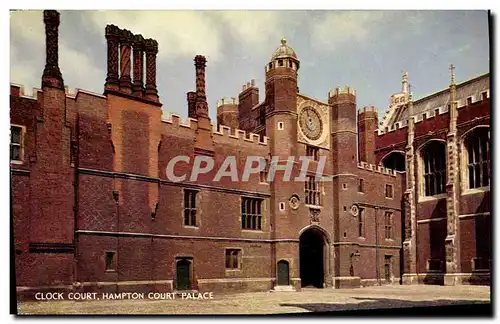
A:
[[266, 37, 300, 73]]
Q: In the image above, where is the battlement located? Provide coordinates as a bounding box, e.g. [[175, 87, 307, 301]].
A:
[[161, 112, 268, 146], [376, 88, 490, 136], [357, 161, 397, 177], [240, 79, 257, 93], [217, 97, 239, 108], [161, 112, 198, 129], [359, 105, 377, 114], [328, 85, 357, 98], [10, 83, 106, 101], [212, 124, 268, 146]]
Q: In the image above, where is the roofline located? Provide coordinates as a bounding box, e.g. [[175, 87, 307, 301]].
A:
[[413, 72, 490, 105]]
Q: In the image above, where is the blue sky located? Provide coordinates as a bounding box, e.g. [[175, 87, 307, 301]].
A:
[[10, 10, 489, 122]]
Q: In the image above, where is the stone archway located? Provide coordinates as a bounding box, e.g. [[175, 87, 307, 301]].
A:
[[299, 227, 329, 288]]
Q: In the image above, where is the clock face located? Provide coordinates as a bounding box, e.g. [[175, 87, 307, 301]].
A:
[[299, 106, 323, 141]]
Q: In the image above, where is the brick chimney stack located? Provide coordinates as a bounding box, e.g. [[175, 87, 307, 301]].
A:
[[119, 28, 133, 94], [193, 55, 214, 155], [187, 91, 196, 118], [105, 24, 120, 92], [132, 34, 145, 97], [42, 10, 64, 89], [144, 38, 159, 102]]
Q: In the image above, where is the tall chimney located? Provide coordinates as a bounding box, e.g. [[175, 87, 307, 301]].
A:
[[105, 24, 120, 91], [132, 34, 145, 97], [144, 38, 159, 102], [194, 55, 209, 118], [42, 10, 63, 89], [193, 55, 213, 154], [119, 29, 133, 94], [187, 91, 196, 118]]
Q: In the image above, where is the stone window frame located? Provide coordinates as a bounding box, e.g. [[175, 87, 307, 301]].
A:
[[10, 124, 25, 164], [225, 248, 243, 271], [385, 184, 394, 199], [417, 139, 448, 202], [304, 174, 322, 207], [183, 189, 199, 228], [460, 125, 490, 194], [241, 196, 265, 232], [357, 207, 365, 238], [384, 211, 393, 240]]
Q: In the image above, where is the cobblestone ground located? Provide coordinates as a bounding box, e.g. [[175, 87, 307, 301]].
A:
[[17, 285, 490, 315]]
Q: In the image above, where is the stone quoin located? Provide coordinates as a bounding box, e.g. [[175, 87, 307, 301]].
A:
[[11, 11, 490, 299]]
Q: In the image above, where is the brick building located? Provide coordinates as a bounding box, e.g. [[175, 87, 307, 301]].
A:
[[11, 11, 490, 297]]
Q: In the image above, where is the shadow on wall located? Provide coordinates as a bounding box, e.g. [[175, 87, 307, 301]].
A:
[[279, 297, 491, 316]]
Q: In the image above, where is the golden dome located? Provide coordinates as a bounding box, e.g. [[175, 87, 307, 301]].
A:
[[271, 37, 298, 60]]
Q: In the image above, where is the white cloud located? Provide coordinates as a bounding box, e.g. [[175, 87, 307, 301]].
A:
[[10, 10, 105, 93], [84, 11, 223, 63], [311, 11, 388, 51], [212, 11, 292, 57]]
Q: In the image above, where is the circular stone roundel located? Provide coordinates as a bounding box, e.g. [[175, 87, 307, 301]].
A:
[[350, 204, 359, 217], [289, 194, 300, 210]]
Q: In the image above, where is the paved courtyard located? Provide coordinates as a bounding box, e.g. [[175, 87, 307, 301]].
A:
[[17, 285, 490, 315]]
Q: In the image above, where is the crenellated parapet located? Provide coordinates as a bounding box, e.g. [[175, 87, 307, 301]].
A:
[[358, 105, 376, 114], [357, 161, 397, 177], [10, 83, 106, 101], [160, 112, 268, 146], [217, 97, 239, 108], [212, 124, 268, 145], [329, 85, 356, 96], [376, 88, 490, 136]]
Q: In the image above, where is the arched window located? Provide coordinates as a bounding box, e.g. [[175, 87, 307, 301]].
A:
[[382, 151, 405, 171], [422, 141, 446, 196], [464, 127, 490, 189]]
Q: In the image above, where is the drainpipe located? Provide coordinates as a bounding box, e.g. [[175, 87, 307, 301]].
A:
[[375, 206, 380, 285]]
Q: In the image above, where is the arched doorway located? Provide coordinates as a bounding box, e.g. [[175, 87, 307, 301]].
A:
[[300, 228, 327, 288], [277, 260, 290, 286]]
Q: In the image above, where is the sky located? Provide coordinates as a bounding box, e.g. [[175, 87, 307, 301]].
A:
[[9, 10, 490, 122]]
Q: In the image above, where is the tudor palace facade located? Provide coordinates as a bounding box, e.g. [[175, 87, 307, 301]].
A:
[[11, 11, 490, 298]]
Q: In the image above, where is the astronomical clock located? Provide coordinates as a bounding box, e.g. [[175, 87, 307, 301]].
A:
[[297, 95, 330, 149]]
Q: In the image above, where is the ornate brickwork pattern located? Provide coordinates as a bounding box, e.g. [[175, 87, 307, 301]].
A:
[[105, 24, 120, 89], [132, 34, 145, 95], [144, 38, 159, 100], [42, 10, 63, 89], [194, 55, 208, 117]]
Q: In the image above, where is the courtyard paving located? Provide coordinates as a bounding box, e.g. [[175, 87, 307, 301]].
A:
[[17, 285, 491, 315]]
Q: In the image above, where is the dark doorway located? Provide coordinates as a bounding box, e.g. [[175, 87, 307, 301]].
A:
[[176, 258, 192, 290], [277, 260, 290, 286], [384, 255, 392, 282], [300, 229, 325, 288]]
